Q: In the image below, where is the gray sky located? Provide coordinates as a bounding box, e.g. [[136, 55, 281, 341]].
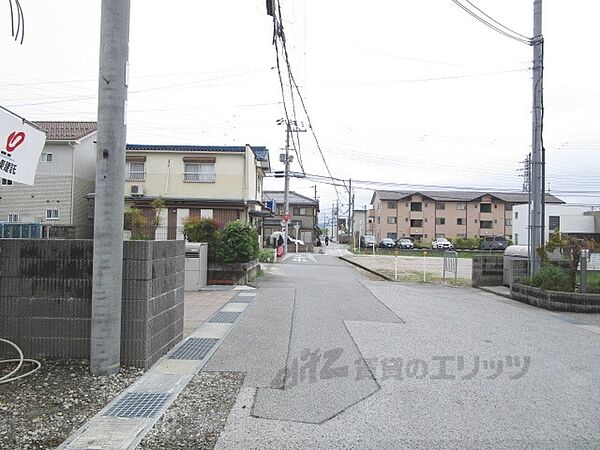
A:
[[1, 0, 598, 215]]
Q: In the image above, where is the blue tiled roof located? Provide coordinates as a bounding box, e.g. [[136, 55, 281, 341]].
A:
[[126, 144, 269, 161]]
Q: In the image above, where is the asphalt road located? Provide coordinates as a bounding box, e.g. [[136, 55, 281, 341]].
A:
[[206, 246, 600, 449]]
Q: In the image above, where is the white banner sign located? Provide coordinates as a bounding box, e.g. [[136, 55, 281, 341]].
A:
[[0, 109, 46, 185]]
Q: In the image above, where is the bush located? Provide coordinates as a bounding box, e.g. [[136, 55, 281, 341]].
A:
[[527, 264, 573, 292], [259, 248, 275, 263], [450, 237, 481, 249], [588, 279, 600, 294], [216, 221, 259, 264], [182, 217, 222, 262]]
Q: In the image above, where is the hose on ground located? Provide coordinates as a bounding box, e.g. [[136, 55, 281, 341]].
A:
[[0, 338, 41, 384]]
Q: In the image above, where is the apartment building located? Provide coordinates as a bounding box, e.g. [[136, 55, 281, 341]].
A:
[[370, 190, 564, 243], [119, 144, 270, 239], [0, 121, 97, 237], [263, 191, 319, 244]]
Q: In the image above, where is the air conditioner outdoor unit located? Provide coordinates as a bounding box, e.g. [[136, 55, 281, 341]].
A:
[[130, 185, 144, 196]]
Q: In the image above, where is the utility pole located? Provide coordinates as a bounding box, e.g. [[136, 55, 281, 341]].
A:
[[312, 184, 317, 201], [335, 199, 339, 241], [529, 0, 544, 276], [91, 0, 130, 375], [347, 179, 352, 239], [283, 123, 291, 255]]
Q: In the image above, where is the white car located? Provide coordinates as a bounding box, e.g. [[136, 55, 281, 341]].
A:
[[431, 238, 453, 250]]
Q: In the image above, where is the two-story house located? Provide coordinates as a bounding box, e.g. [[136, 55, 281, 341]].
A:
[[0, 121, 97, 238], [263, 191, 320, 244], [370, 190, 564, 243], [122, 144, 270, 239]]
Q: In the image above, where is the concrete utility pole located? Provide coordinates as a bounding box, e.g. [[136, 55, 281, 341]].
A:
[[283, 123, 291, 255], [347, 179, 352, 239], [529, 0, 544, 276], [90, 0, 131, 375]]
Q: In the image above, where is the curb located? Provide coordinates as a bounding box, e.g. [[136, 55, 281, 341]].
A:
[[338, 256, 394, 282], [477, 286, 513, 299]]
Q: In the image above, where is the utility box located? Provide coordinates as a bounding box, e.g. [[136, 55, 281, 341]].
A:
[[185, 242, 208, 290], [503, 245, 529, 286]]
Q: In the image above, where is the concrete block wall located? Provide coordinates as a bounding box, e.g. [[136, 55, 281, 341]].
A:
[[0, 239, 185, 368], [472, 255, 504, 287]]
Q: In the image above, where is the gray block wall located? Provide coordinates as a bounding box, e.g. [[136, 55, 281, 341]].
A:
[[472, 255, 504, 287], [0, 239, 185, 368]]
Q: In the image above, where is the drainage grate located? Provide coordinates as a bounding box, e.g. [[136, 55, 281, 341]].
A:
[[237, 292, 257, 297], [104, 393, 170, 418], [168, 338, 219, 360], [230, 296, 253, 303], [209, 311, 241, 323]]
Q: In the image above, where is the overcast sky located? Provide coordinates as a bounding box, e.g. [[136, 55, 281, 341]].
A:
[[1, 0, 598, 217]]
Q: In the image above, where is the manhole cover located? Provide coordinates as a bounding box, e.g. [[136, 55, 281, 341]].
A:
[[209, 311, 240, 323], [104, 393, 170, 418], [168, 338, 219, 360]]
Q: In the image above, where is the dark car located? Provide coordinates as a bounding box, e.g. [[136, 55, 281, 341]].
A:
[[379, 238, 396, 248], [480, 235, 508, 250], [360, 235, 376, 248], [396, 238, 414, 249]]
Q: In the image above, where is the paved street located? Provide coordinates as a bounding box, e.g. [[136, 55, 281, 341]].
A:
[[206, 248, 600, 449]]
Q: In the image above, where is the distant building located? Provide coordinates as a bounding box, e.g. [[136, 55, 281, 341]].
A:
[[512, 204, 600, 246], [370, 190, 564, 244], [263, 191, 319, 244], [0, 121, 97, 237]]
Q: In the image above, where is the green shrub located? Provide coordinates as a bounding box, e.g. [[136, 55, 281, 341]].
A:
[[450, 237, 481, 249], [182, 217, 222, 262], [259, 248, 275, 263], [588, 279, 600, 294], [527, 264, 573, 292], [216, 221, 259, 264]]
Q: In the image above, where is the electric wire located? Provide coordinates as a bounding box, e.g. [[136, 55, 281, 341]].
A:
[[7, 0, 24, 44]]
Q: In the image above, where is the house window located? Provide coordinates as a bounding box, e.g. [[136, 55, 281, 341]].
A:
[[387, 201, 397, 209], [435, 217, 445, 225], [184, 163, 215, 183], [41, 152, 53, 162], [457, 203, 466, 210], [514, 233, 519, 245], [126, 161, 145, 181], [410, 202, 422, 212], [480, 203, 492, 213], [506, 219, 512, 226], [549, 216, 560, 231], [46, 209, 60, 220], [457, 218, 465, 225], [1, 178, 13, 185], [293, 207, 300, 215], [436, 202, 445, 210], [515, 212, 519, 219], [480, 220, 493, 229], [8, 213, 19, 222], [506, 204, 513, 211], [410, 219, 423, 228], [387, 216, 397, 224], [387, 232, 397, 239], [300, 207, 308, 215]]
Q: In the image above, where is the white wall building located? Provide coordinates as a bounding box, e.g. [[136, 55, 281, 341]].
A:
[[512, 204, 598, 246]]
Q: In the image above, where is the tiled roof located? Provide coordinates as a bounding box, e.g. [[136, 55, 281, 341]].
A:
[[33, 121, 97, 141], [373, 190, 564, 204], [264, 191, 319, 206], [126, 144, 269, 161]]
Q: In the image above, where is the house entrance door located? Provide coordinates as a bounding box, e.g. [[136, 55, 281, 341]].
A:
[[167, 208, 177, 240]]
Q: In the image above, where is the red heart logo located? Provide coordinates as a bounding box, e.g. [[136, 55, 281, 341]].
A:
[[6, 131, 26, 153]]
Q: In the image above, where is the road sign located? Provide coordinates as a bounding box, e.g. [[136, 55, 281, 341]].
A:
[[280, 220, 286, 227], [282, 213, 290, 222]]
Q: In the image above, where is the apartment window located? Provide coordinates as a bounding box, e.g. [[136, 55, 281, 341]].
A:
[[1, 178, 13, 185], [480, 220, 493, 229], [436, 202, 446, 210], [46, 209, 60, 220], [410, 202, 422, 212], [410, 219, 423, 228], [387, 232, 397, 240], [514, 233, 519, 245], [184, 162, 215, 183], [480, 203, 492, 213], [515, 212, 519, 219], [7, 213, 19, 222], [41, 152, 53, 162], [456, 233, 467, 238], [549, 215, 560, 231], [506, 219, 512, 226], [377, 217, 381, 224], [387, 216, 397, 224], [457, 203, 466, 210], [435, 217, 445, 225], [457, 218, 465, 225], [436, 233, 445, 238], [387, 201, 397, 209], [126, 161, 145, 181]]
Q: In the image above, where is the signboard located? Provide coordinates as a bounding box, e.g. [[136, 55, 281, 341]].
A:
[[282, 213, 290, 222], [0, 109, 46, 185]]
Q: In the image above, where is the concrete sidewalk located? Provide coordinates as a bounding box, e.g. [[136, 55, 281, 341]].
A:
[[184, 289, 237, 337]]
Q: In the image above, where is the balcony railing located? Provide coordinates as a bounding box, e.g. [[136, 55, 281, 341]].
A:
[[184, 173, 216, 183], [126, 172, 145, 181]]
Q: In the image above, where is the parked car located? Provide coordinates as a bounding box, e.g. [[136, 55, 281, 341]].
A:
[[431, 238, 453, 250], [379, 238, 396, 248], [396, 238, 414, 249], [480, 235, 508, 250], [360, 235, 376, 248]]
